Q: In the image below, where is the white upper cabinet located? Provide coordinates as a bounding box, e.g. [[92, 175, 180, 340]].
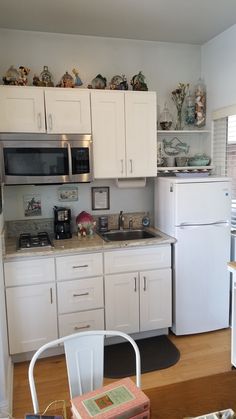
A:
[[125, 92, 157, 177], [0, 86, 45, 132], [44, 89, 91, 133], [91, 90, 157, 178], [0, 86, 91, 134]]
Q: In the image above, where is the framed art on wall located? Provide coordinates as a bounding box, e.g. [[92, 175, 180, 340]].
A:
[[91, 187, 110, 210]]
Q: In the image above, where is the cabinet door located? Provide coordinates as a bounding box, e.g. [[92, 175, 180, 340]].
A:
[[105, 273, 139, 333], [140, 268, 172, 332], [0, 86, 45, 132], [44, 89, 91, 133], [91, 90, 126, 178], [125, 91, 157, 177], [6, 283, 57, 354]]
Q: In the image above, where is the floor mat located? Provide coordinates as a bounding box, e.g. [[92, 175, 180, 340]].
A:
[[104, 335, 180, 378]]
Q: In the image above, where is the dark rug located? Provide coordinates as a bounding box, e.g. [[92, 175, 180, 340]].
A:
[[104, 335, 180, 378]]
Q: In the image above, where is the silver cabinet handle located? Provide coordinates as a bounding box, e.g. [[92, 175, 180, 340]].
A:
[[67, 141, 72, 179], [73, 292, 89, 297], [72, 264, 89, 269], [74, 325, 90, 330], [121, 159, 124, 174], [134, 277, 137, 292], [143, 276, 147, 291], [130, 159, 133, 173], [50, 287, 53, 304], [48, 113, 53, 131], [37, 113, 42, 130]]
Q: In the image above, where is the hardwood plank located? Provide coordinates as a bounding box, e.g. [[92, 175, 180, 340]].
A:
[[12, 329, 232, 417]]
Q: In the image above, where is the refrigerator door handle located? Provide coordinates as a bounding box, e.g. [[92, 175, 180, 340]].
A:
[[179, 221, 229, 227]]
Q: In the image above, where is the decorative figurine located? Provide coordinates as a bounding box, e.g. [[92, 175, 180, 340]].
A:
[[57, 71, 75, 88], [110, 74, 128, 90], [76, 211, 96, 237], [2, 65, 19, 85], [33, 66, 54, 87], [88, 74, 107, 89], [3, 65, 30, 86], [72, 68, 83, 87], [18, 66, 30, 85], [40, 66, 54, 87], [130, 71, 148, 91]]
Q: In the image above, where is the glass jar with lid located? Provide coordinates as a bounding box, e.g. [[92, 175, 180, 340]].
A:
[[159, 103, 173, 130], [194, 78, 206, 127]]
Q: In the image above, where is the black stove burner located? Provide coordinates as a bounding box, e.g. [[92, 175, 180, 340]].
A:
[[18, 232, 52, 250]]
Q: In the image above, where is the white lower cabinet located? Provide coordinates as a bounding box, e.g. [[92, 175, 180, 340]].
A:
[[4, 257, 57, 355], [6, 283, 57, 354], [104, 246, 172, 334]]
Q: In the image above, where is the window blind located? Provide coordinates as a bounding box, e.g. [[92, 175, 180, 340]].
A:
[[212, 117, 227, 177], [228, 115, 236, 228]]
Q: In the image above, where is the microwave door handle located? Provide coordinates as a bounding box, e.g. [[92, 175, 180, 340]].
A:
[[67, 142, 73, 179]]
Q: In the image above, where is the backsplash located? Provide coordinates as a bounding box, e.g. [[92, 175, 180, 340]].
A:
[[6, 212, 148, 237]]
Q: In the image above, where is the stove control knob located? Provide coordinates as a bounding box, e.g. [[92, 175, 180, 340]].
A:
[[26, 243, 30, 248]]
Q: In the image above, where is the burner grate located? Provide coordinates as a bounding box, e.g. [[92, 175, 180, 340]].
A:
[[18, 232, 52, 250]]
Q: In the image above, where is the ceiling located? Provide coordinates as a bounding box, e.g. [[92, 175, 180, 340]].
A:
[[1, 0, 236, 45]]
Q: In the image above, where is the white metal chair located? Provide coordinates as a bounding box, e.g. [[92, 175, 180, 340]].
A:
[[28, 330, 141, 414]]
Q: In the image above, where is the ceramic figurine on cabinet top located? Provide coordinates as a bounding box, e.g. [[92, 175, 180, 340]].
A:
[[18, 66, 30, 85], [33, 65, 54, 87], [40, 65, 54, 87], [72, 68, 83, 87], [110, 74, 128, 90], [57, 71, 75, 88], [130, 71, 148, 91], [88, 74, 107, 89], [3, 65, 30, 86], [2, 65, 19, 85]]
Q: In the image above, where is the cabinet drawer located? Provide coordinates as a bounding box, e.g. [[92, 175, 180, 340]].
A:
[[4, 258, 55, 286], [58, 309, 104, 337], [57, 277, 104, 314], [104, 245, 171, 274], [56, 253, 103, 280]]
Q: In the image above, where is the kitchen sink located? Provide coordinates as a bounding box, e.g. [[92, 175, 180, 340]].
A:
[[98, 229, 161, 242]]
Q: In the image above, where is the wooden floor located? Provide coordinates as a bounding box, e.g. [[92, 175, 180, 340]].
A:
[[13, 328, 232, 418]]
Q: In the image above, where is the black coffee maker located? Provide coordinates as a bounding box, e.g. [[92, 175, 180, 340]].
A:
[[54, 206, 72, 240]]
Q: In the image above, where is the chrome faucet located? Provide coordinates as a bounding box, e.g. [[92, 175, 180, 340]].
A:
[[118, 211, 125, 230]]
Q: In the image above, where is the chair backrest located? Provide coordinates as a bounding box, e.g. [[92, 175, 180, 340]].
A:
[[28, 330, 141, 414]]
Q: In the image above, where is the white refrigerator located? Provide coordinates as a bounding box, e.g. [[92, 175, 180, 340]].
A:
[[154, 176, 231, 335]]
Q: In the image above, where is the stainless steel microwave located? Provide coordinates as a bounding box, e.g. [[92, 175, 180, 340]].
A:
[[0, 134, 93, 184]]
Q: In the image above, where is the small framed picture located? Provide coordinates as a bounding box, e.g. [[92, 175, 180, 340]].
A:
[[23, 194, 42, 217], [58, 186, 78, 202], [91, 187, 110, 210]]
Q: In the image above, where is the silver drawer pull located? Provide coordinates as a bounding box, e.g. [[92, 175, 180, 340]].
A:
[[50, 287, 53, 304], [72, 264, 89, 269], [74, 325, 90, 330], [73, 292, 89, 297], [134, 277, 137, 292]]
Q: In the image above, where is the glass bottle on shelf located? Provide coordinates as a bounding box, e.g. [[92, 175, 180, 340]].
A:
[[159, 103, 173, 130], [185, 90, 195, 127], [194, 78, 206, 128]]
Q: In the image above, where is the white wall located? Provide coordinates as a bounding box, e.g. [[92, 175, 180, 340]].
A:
[[3, 179, 154, 225], [0, 29, 201, 222], [202, 23, 236, 116]]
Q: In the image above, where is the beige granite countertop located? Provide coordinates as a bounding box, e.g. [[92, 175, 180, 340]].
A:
[[4, 227, 176, 260]]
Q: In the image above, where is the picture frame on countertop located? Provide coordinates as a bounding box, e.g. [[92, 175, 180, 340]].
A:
[[91, 186, 110, 210], [58, 186, 78, 202]]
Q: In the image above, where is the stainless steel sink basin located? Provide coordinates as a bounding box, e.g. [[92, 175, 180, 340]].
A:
[[98, 229, 161, 242]]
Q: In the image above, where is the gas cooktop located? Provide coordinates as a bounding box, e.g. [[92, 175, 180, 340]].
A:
[[18, 232, 53, 250]]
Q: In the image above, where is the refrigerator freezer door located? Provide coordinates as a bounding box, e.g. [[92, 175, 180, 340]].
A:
[[175, 181, 231, 226], [172, 223, 230, 335]]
